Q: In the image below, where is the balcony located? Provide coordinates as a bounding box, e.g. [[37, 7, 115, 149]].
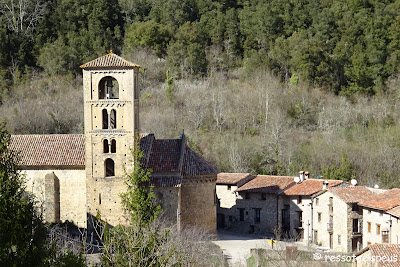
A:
[[327, 222, 333, 232]]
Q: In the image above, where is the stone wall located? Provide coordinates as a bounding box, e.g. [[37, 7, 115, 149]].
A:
[[153, 187, 180, 225], [180, 175, 216, 233], [23, 168, 86, 227]]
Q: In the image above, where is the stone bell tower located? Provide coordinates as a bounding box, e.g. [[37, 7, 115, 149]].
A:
[[80, 52, 140, 226]]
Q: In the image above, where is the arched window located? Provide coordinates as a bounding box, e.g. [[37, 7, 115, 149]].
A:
[[110, 109, 117, 129], [111, 139, 116, 153], [103, 139, 109, 153], [102, 109, 108, 129], [99, 77, 119, 99], [105, 158, 115, 177]]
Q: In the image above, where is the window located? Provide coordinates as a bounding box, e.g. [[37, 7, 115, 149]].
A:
[[368, 209, 371, 214], [329, 197, 333, 213], [110, 109, 117, 129], [316, 198, 319, 206], [254, 208, 261, 224], [99, 193, 101, 205], [103, 139, 109, 153], [338, 235, 341, 245], [353, 219, 359, 233], [377, 224, 381, 235], [352, 203, 359, 211], [134, 75, 139, 100], [238, 208, 244, 221], [261, 193, 266, 200], [111, 139, 116, 153], [318, 212, 322, 223], [368, 222, 371, 233], [297, 211, 303, 228], [314, 230, 318, 244], [298, 196, 302, 204], [105, 158, 115, 177], [227, 185, 231, 191], [382, 230, 389, 243], [245, 193, 250, 200], [99, 76, 119, 99], [102, 109, 108, 129]]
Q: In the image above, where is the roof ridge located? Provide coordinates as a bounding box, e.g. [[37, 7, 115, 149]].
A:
[[80, 52, 140, 69]]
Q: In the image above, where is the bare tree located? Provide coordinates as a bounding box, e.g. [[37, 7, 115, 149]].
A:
[[0, 0, 47, 36]]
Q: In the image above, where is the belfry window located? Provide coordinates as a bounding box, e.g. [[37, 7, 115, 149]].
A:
[[110, 109, 117, 129], [103, 139, 109, 153], [99, 77, 119, 99], [105, 158, 115, 177], [102, 109, 108, 129], [111, 139, 116, 153]]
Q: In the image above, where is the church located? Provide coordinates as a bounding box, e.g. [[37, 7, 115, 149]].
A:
[[9, 53, 218, 233]]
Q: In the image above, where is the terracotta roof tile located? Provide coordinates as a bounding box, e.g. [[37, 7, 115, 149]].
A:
[[282, 179, 344, 196], [146, 139, 182, 172], [365, 244, 400, 267], [329, 186, 378, 203], [182, 147, 219, 176], [236, 175, 295, 194], [388, 205, 400, 218], [10, 135, 85, 166], [80, 53, 140, 69], [358, 189, 400, 211], [217, 173, 253, 185]]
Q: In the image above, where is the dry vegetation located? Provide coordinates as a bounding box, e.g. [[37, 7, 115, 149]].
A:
[[2, 48, 400, 188]]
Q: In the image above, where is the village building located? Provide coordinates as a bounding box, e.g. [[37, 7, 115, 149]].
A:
[[358, 189, 400, 247], [312, 186, 378, 253], [279, 177, 346, 243], [216, 173, 255, 229], [9, 53, 218, 232], [233, 175, 296, 234], [353, 244, 400, 267]]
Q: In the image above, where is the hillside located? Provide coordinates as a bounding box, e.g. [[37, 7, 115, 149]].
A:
[[1, 0, 400, 187]]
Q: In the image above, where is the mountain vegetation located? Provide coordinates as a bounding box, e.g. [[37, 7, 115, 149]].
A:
[[1, 0, 400, 187]]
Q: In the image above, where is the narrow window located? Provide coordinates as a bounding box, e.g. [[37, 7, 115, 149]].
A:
[[377, 224, 381, 235], [338, 235, 341, 245], [238, 208, 244, 221], [110, 109, 117, 129], [382, 230, 389, 243], [111, 139, 116, 153], [99, 193, 101, 205], [368, 222, 371, 233], [102, 109, 108, 129], [261, 193, 266, 200], [353, 219, 359, 233], [316, 198, 319, 206], [298, 196, 302, 204], [103, 139, 109, 153], [227, 185, 231, 191], [254, 208, 261, 224], [105, 158, 115, 177], [318, 212, 322, 223]]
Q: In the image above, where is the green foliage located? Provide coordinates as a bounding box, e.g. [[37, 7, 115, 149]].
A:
[[322, 151, 356, 181], [0, 122, 47, 266], [165, 69, 175, 103], [120, 140, 161, 227]]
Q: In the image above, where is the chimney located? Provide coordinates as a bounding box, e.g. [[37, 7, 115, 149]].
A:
[[304, 171, 309, 180], [299, 171, 305, 182], [323, 180, 329, 190]]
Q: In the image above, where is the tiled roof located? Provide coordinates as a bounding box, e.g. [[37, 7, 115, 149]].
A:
[[358, 188, 400, 211], [10, 135, 85, 166], [388, 205, 400, 218], [329, 186, 378, 203], [282, 179, 344, 196], [148, 175, 182, 187], [236, 175, 295, 194], [80, 53, 140, 69], [147, 139, 182, 173], [182, 147, 219, 176], [217, 173, 252, 185], [363, 244, 400, 267]]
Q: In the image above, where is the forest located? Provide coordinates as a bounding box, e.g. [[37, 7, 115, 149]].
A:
[[1, 0, 400, 187]]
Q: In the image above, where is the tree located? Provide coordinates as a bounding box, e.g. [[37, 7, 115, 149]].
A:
[[0, 122, 47, 266]]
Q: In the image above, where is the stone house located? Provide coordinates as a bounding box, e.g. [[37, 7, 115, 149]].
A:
[[278, 178, 345, 242], [358, 189, 400, 247], [9, 53, 218, 232], [233, 175, 296, 234], [353, 244, 400, 267], [312, 186, 377, 253], [216, 173, 255, 229]]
